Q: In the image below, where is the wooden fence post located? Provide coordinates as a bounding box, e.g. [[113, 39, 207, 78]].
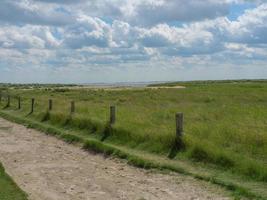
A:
[[110, 105, 116, 125], [176, 113, 184, 138], [7, 95, 10, 107], [30, 98, 35, 114], [18, 97, 21, 109], [49, 99, 52, 111], [70, 101, 75, 114]]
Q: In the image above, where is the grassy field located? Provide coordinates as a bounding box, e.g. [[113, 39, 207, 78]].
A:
[[0, 80, 266, 195], [0, 163, 28, 200]]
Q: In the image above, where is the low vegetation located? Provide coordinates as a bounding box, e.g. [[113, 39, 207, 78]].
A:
[[0, 80, 266, 199]]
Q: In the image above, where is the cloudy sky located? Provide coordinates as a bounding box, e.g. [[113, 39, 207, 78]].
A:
[[0, 0, 267, 83]]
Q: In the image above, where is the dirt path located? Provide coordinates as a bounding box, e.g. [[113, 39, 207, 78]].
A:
[[148, 86, 186, 89], [0, 117, 230, 200]]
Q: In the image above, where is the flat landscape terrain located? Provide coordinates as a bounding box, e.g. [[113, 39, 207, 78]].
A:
[[0, 80, 266, 199]]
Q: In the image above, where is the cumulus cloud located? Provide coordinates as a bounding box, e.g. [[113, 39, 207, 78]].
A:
[[0, 0, 75, 26], [34, 0, 86, 4], [0, 25, 60, 49], [1, 2, 267, 56], [77, 0, 232, 26], [127, 0, 231, 26], [63, 15, 113, 49], [0, 0, 267, 83], [228, 3, 267, 44]]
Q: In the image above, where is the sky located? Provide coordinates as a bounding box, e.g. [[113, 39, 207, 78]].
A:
[[0, 0, 267, 83]]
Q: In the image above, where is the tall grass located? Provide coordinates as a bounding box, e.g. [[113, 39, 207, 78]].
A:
[[1, 81, 267, 182]]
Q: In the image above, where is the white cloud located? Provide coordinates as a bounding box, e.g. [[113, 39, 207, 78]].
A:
[[34, 0, 86, 4], [0, 25, 60, 49], [0, 0, 267, 83], [62, 15, 113, 49], [0, 0, 75, 26], [228, 3, 267, 44], [127, 0, 230, 26], [76, 0, 232, 26]]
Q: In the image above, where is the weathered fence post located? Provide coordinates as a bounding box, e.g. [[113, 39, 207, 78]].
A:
[[18, 97, 21, 109], [7, 95, 10, 107], [49, 99, 52, 111], [176, 113, 184, 138], [30, 98, 35, 114], [110, 105, 116, 125], [168, 112, 185, 158], [70, 101, 75, 114]]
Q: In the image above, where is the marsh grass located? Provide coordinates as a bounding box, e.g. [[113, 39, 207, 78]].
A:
[[1, 80, 267, 182]]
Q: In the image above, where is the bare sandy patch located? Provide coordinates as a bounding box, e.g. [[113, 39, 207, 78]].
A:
[[148, 86, 186, 89]]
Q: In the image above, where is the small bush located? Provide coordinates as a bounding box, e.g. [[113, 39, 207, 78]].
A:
[[53, 88, 70, 93]]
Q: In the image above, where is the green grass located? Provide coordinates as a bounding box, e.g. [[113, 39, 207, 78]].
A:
[[0, 163, 28, 200], [0, 80, 267, 199]]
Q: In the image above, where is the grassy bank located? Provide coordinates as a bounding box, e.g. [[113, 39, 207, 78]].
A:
[[0, 163, 28, 200], [0, 80, 266, 198]]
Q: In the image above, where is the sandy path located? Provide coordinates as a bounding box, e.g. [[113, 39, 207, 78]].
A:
[[148, 86, 186, 89], [0, 117, 230, 200]]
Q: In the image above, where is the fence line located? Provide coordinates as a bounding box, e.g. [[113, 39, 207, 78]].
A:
[[0, 94, 184, 151]]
